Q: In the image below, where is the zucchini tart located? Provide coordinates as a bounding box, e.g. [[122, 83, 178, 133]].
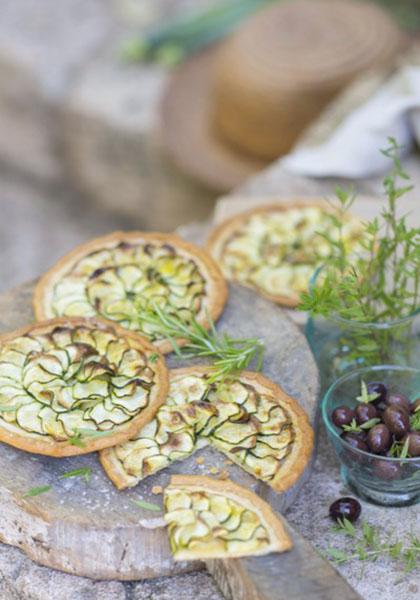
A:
[[34, 232, 228, 354], [207, 203, 363, 307], [100, 366, 313, 493], [164, 475, 292, 560], [0, 317, 168, 456]]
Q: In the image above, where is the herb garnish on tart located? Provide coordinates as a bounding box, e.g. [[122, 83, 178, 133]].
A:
[[100, 366, 313, 493], [33, 232, 228, 354], [164, 475, 292, 560], [0, 317, 168, 456]]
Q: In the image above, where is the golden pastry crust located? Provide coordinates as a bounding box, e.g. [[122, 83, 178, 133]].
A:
[[0, 317, 168, 456], [207, 202, 363, 307], [33, 231, 228, 354], [100, 365, 314, 494], [164, 474, 292, 560]]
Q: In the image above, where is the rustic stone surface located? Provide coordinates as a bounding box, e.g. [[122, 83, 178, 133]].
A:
[[0, 0, 113, 181], [61, 45, 217, 230]]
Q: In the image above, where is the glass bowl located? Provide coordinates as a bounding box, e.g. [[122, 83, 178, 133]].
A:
[[322, 365, 420, 506]]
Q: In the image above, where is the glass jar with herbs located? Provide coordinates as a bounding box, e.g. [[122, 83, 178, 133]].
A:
[[302, 139, 420, 391]]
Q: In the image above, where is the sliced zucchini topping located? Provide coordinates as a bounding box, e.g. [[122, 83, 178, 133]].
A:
[[112, 373, 296, 486], [216, 206, 363, 298], [49, 242, 207, 340], [164, 487, 270, 559], [0, 324, 157, 440]]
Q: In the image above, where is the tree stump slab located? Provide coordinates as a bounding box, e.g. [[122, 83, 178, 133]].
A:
[[0, 270, 318, 580]]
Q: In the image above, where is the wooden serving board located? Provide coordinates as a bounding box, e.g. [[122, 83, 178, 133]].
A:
[[0, 277, 319, 580]]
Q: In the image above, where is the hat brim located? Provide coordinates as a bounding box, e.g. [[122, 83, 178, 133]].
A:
[[159, 46, 267, 192]]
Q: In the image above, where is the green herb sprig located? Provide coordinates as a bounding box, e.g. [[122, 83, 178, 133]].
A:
[[356, 381, 380, 404], [59, 467, 92, 483], [300, 138, 420, 367], [327, 518, 420, 573], [23, 485, 52, 498], [342, 417, 380, 433], [139, 304, 264, 383], [131, 498, 161, 512]]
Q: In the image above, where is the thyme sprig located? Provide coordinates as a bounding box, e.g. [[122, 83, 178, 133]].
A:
[[300, 138, 420, 322], [356, 381, 380, 404], [327, 518, 420, 573], [300, 138, 420, 367], [139, 304, 265, 382], [342, 417, 380, 433]]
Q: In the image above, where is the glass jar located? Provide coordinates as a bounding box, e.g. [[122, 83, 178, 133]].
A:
[[306, 311, 419, 392], [322, 365, 420, 506], [304, 269, 420, 391]]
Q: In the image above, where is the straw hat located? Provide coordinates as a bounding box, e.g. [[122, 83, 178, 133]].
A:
[[160, 0, 404, 191]]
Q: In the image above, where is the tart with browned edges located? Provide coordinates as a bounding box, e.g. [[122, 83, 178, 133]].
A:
[[207, 203, 363, 307], [164, 475, 292, 560], [34, 232, 228, 354], [0, 317, 168, 456], [100, 366, 313, 493]]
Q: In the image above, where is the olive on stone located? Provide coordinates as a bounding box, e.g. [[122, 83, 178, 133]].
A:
[[332, 406, 356, 428], [329, 497, 361, 523], [367, 424, 391, 454], [386, 393, 411, 414], [341, 432, 368, 452], [403, 432, 420, 457], [383, 406, 410, 439], [367, 381, 387, 404], [355, 403, 377, 425], [374, 459, 401, 481]]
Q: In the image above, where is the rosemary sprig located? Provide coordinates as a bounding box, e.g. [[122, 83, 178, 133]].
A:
[[69, 428, 112, 447], [23, 485, 52, 498], [59, 467, 92, 483], [356, 381, 380, 404], [327, 518, 420, 573], [139, 304, 264, 383], [342, 417, 381, 433], [131, 498, 161, 512]]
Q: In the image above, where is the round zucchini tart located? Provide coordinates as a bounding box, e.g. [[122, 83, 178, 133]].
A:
[[100, 366, 313, 493], [0, 317, 168, 456], [207, 203, 363, 307], [33, 232, 228, 354], [164, 475, 292, 560]]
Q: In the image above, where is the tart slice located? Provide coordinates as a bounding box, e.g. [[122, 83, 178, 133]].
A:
[[0, 317, 168, 456], [164, 475, 292, 560], [100, 366, 313, 494], [34, 232, 228, 354], [207, 202, 363, 307]]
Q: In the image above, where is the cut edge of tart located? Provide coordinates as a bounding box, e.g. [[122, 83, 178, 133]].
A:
[[33, 231, 228, 354], [206, 201, 362, 307], [0, 317, 169, 457], [164, 474, 293, 560], [100, 366, 314, 494]]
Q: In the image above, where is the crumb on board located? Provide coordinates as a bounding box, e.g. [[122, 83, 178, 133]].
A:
[[218, 470, 229, 480], [209, 467, 219, 475], [195, 456, 205, 465], [151, 485, 163, 495], [224, 460, 233, 466]]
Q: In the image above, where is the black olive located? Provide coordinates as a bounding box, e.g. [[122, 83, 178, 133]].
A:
[[367, 382, 387, 404], [367, 424, 391, 454], [332, 406, 356, 428], [329, 497, 361, 523], [403, 432, 420, 457], [386, 393, 411, 414], [341, 432, 368, 452], [374, 459, 401, 481], [383, 406, 410, 439], [355, 403, 378, 425]]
